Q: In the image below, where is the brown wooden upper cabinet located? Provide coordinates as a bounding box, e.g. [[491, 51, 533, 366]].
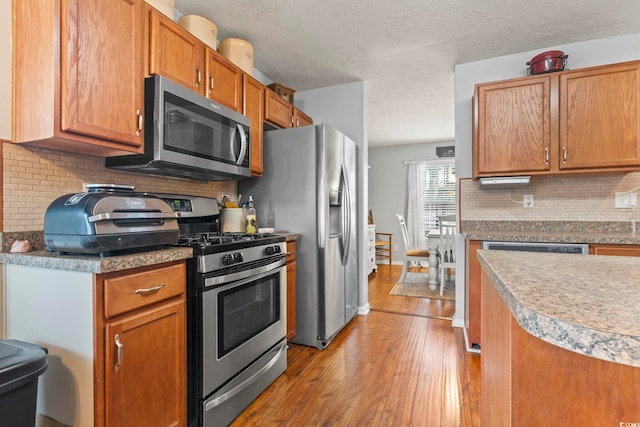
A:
[[294, 108, 313, 127], [148, 8, 242, 113], [148, 8, 205, 95], [473, 60, 640, 177], [206, 49, 243, 113], [265, 87, 314, 128], [13, 0, 146, 157], [243, 74, 265, 176], [265, 88, 295, 128]]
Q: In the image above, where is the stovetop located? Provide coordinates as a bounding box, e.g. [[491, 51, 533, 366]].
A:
[[177, 232, 286, 255]]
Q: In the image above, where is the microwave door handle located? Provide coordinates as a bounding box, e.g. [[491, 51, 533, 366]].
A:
[[235, 124, 248, 166]]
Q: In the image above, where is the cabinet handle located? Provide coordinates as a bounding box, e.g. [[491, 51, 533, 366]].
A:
[[196, 68, 201, 87], [134, 283, 166, 294], [562, 147, 567, 163], [544, 148, 549, 165], [135, 109, 143, 136], [209, 76, 214, 95], [114, 334, 123, 372], [290, 114, 294, 127]]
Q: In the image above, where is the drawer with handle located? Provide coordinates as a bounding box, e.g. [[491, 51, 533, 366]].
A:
[[103, 262, 186, 318]]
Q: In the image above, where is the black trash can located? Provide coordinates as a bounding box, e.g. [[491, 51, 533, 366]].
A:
[[0, 339, 48, 427]]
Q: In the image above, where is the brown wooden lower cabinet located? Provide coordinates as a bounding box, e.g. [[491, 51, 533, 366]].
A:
[[465, 239, 482, 348], [96, 261, 187, 427], [481, 269, 640, 425], [589, 243, 640, 256], [286, 241, 297, 340]]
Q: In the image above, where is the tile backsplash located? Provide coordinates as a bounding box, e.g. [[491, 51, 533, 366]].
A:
[[460, 172, 640, 223], [3, 143, 236, 231]]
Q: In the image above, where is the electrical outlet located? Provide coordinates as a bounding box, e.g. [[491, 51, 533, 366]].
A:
[[523, 195, 534, 208], [615, 192, 637, 208]]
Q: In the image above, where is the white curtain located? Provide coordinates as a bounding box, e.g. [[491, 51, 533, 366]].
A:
[[407, 162, 426, 253]]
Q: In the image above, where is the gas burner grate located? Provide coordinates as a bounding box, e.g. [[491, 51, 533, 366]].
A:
[[178, 232, 274, 247]]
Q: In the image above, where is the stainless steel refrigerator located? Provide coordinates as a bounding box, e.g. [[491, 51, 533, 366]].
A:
[[239, 123, 358, 349]]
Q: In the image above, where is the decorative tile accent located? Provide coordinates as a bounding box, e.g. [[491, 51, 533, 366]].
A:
[[459, 173, 640, 222], [2, 144, 236, 232]]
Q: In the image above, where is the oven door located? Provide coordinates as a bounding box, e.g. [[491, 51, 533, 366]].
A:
[[201, 261, 286, 396]]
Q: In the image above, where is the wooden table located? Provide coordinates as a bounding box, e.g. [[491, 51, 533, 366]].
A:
[[427, 229, 441, 290]]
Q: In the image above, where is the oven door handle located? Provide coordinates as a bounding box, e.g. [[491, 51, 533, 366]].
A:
[[204, 340, 287, 411], [204, 257, 287, 288]]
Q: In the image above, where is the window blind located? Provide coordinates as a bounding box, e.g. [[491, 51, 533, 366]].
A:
[[421, 160, 456, 231]]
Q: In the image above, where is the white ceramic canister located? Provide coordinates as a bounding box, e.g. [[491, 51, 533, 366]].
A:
[[218, 38, 254, 75], [220, 208, 246, 233], [178, 14, 218, 50]]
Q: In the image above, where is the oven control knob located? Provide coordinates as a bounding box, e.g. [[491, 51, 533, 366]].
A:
[[275, 245, 282, 254], [266, 246, 274, 255], [222, 254, 234, 265], [234, 252, 243, 262]]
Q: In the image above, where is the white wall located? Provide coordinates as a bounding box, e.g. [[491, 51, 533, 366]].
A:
[[295, 82, 370, 312], [453, 32, 640, 329]]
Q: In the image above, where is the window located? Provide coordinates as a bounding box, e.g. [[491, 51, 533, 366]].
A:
[[422, 160, 456, 231]]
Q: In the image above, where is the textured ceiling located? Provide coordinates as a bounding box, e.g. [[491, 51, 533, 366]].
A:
[[174, 0, 640, 146]]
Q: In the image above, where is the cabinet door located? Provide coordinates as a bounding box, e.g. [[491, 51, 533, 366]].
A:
[[265, 88, 293, 128], [243, 74, 265, 176], [474, 76, 551, 176], [294, 108, 313, 127], [105, 299, 186, 427], [590, 244, 640, 256], [61, 0, 144, 147], [149, 9, 205, 94], [466, 240, 482, 348], [206, 50, 242, 112], [559, 62, 640, 170], [286, 241, 297, 340]]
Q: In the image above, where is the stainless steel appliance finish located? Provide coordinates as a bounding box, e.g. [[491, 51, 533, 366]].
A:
[[156, 194, 287, 427], [482, 241, 589, 254], [106, 76, 251, 181], [43, 184, 179, 255], [239, 123, 359, 349]]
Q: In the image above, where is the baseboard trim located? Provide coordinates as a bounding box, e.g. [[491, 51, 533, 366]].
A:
[[357, 302, 371, 315], [462, 324, 481, 354]]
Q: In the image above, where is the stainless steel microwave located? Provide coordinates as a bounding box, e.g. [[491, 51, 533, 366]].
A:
[[106, 75, 251, 181]]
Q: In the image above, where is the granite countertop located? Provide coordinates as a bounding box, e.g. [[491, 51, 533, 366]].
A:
[[278, 232, 300, 242], [462, 220, 640, 245], [0, 247, 193, 274], [477, 249, 640, 368]]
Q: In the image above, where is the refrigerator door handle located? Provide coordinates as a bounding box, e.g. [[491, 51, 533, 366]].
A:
[[341, 164, 351, 266]]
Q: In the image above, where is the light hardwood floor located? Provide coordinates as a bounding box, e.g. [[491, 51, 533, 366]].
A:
[[232, 264, 481, 426]]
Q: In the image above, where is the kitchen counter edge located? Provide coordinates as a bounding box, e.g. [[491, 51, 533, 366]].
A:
[[0, 247, 194, 274], [477, 249, 640, 368]]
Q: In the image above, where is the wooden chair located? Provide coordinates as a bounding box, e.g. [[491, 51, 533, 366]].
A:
[[369, 210, 393, 265], [438, 214, 457, 296], [395, 214, 429, 282]]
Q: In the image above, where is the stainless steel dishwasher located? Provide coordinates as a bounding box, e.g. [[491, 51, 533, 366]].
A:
[[481, 241, 589, 254]]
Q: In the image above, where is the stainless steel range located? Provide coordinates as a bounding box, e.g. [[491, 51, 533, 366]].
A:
[[156, 194, 287, 427]]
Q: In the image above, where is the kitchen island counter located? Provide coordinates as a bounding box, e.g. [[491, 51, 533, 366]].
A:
[[479, 249, 640, 424], [0, 247, 193, 274], [478, 249, 640, 367]]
